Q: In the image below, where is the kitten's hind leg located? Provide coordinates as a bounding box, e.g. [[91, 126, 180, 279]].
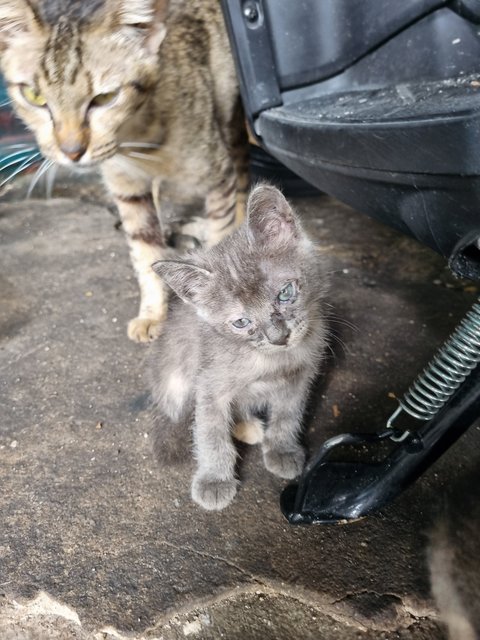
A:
[[232, 402, 264, 445], [233, 418, 264, 445], [114, 193, 168, 342]]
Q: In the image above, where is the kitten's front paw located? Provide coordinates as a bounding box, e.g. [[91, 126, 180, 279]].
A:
[[128, 317, 164, 343], [191, 475, 238, 511], [263, 445, 305, 479]]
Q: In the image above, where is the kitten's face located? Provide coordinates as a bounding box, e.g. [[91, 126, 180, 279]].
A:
[[0, 1, 166, 167], [155, 185, 327, 352], [194, 249, 317, 352]]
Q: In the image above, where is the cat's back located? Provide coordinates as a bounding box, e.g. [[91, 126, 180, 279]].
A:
[[162, 0, 237, 122]]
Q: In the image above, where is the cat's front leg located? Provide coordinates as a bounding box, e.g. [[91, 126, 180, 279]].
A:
[[114, 192, 168, 342], [262, 378, 309, 480], [192, 391, 238, 510]]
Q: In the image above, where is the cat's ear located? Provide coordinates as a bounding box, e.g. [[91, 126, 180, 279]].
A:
[[152, 260, 211, 305], [114, 0, 169, 54], [246, 184, 299, 249], [0, 0, 41, 50]]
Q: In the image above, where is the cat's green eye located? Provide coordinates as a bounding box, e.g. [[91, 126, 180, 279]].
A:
[[278, 282, 295, 303], [89, 89, 120, 108], [21, 85, 47, 108], [232, 318, 251, 329]]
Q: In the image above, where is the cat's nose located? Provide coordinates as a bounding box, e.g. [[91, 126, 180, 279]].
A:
[[59, 141, 87, 162]]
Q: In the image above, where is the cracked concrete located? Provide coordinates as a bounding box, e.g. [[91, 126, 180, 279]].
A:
[[1, 173, 479, 638]]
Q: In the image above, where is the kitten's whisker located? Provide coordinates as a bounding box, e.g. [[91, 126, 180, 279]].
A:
[[120, 142, 161, 149], [325, 315, 359, 332], [0, 153, 41, 188], [324, 342, 337, 360], [324, 329, 349, 355], [26, 159, 54, 198], [0, 98, 13, 108]]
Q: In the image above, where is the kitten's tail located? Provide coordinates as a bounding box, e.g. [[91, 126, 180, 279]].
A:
[[151, 406, 193, 466]]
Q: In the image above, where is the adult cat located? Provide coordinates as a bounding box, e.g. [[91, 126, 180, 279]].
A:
[[149, 185, 329, 510], [0, 0, 247, 341]]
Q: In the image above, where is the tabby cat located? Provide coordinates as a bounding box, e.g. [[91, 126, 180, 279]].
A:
[[0, 0, 247, 341], [148, 184, 329, 510]]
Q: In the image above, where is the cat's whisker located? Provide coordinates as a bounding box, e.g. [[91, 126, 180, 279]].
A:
[[26, 158, 54, 198], [0, 146, 37, 167], [0, 142, 34, 150], [45, 162, 58, 199], [0, 154, 32, 174], [0, 98, 13, 108], [120, 142, 161, 149], [126, 151, 161, 162], [0, 153, 42, 189]]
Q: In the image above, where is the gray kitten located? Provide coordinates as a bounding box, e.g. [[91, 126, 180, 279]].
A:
[[148, 184, 329, 510]]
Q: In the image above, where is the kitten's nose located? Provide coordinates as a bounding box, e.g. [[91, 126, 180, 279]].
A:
[[59, 141, 87, 162], [265, 313, 290, 346]]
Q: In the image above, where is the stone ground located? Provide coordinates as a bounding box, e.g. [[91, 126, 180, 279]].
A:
[[1, 173, 479, 639]]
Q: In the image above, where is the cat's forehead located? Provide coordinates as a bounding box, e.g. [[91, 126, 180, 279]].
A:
[[38, 26, 128, 88], [39, 18, 85, 87], [8, 3, 140, 91]]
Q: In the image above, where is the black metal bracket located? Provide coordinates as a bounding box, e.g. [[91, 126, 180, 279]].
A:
[[281, 364, 480, 525]]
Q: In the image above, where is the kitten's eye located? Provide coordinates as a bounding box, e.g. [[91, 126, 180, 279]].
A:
[[89, 89, 120, 108], [21, 85, 47, 108], [277, 282, 295, 303], [232, 318, 251, 329]]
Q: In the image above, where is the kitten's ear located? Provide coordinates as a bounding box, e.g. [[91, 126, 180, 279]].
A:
[[246, 184, 299, 249], [114, 0, 169, 54], [152, 260, 211, 305], [0, 0, 41, 50]]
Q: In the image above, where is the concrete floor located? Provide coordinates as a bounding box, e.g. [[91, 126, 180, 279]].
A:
[[1, 174, 479, 639]]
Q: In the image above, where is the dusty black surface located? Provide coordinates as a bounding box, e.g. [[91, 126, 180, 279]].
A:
[[1, 174, 479, 638]]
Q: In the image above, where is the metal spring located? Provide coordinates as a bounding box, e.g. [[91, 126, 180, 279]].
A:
[[391, 299, 480, 424]]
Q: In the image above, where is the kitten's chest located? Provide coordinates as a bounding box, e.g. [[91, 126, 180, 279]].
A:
[[236, 353, 303, 397]]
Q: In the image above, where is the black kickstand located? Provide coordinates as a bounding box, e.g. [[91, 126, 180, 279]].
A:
[[281, 358, 480, 525]]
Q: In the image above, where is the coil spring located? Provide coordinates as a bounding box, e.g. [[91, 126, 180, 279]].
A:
[[396, 299, 480, 422]]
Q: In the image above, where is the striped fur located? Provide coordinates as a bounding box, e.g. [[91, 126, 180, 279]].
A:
[[0, 0, 249, 341]]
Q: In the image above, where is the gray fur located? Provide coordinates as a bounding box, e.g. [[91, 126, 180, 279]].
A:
[[147, 185, 329, 510]]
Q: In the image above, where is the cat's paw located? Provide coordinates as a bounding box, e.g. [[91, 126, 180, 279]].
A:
[[128, 317, 164, 343], [233, 418, 264, 445], [263, 445, 305, 479], [191, 475, 238, 510]]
